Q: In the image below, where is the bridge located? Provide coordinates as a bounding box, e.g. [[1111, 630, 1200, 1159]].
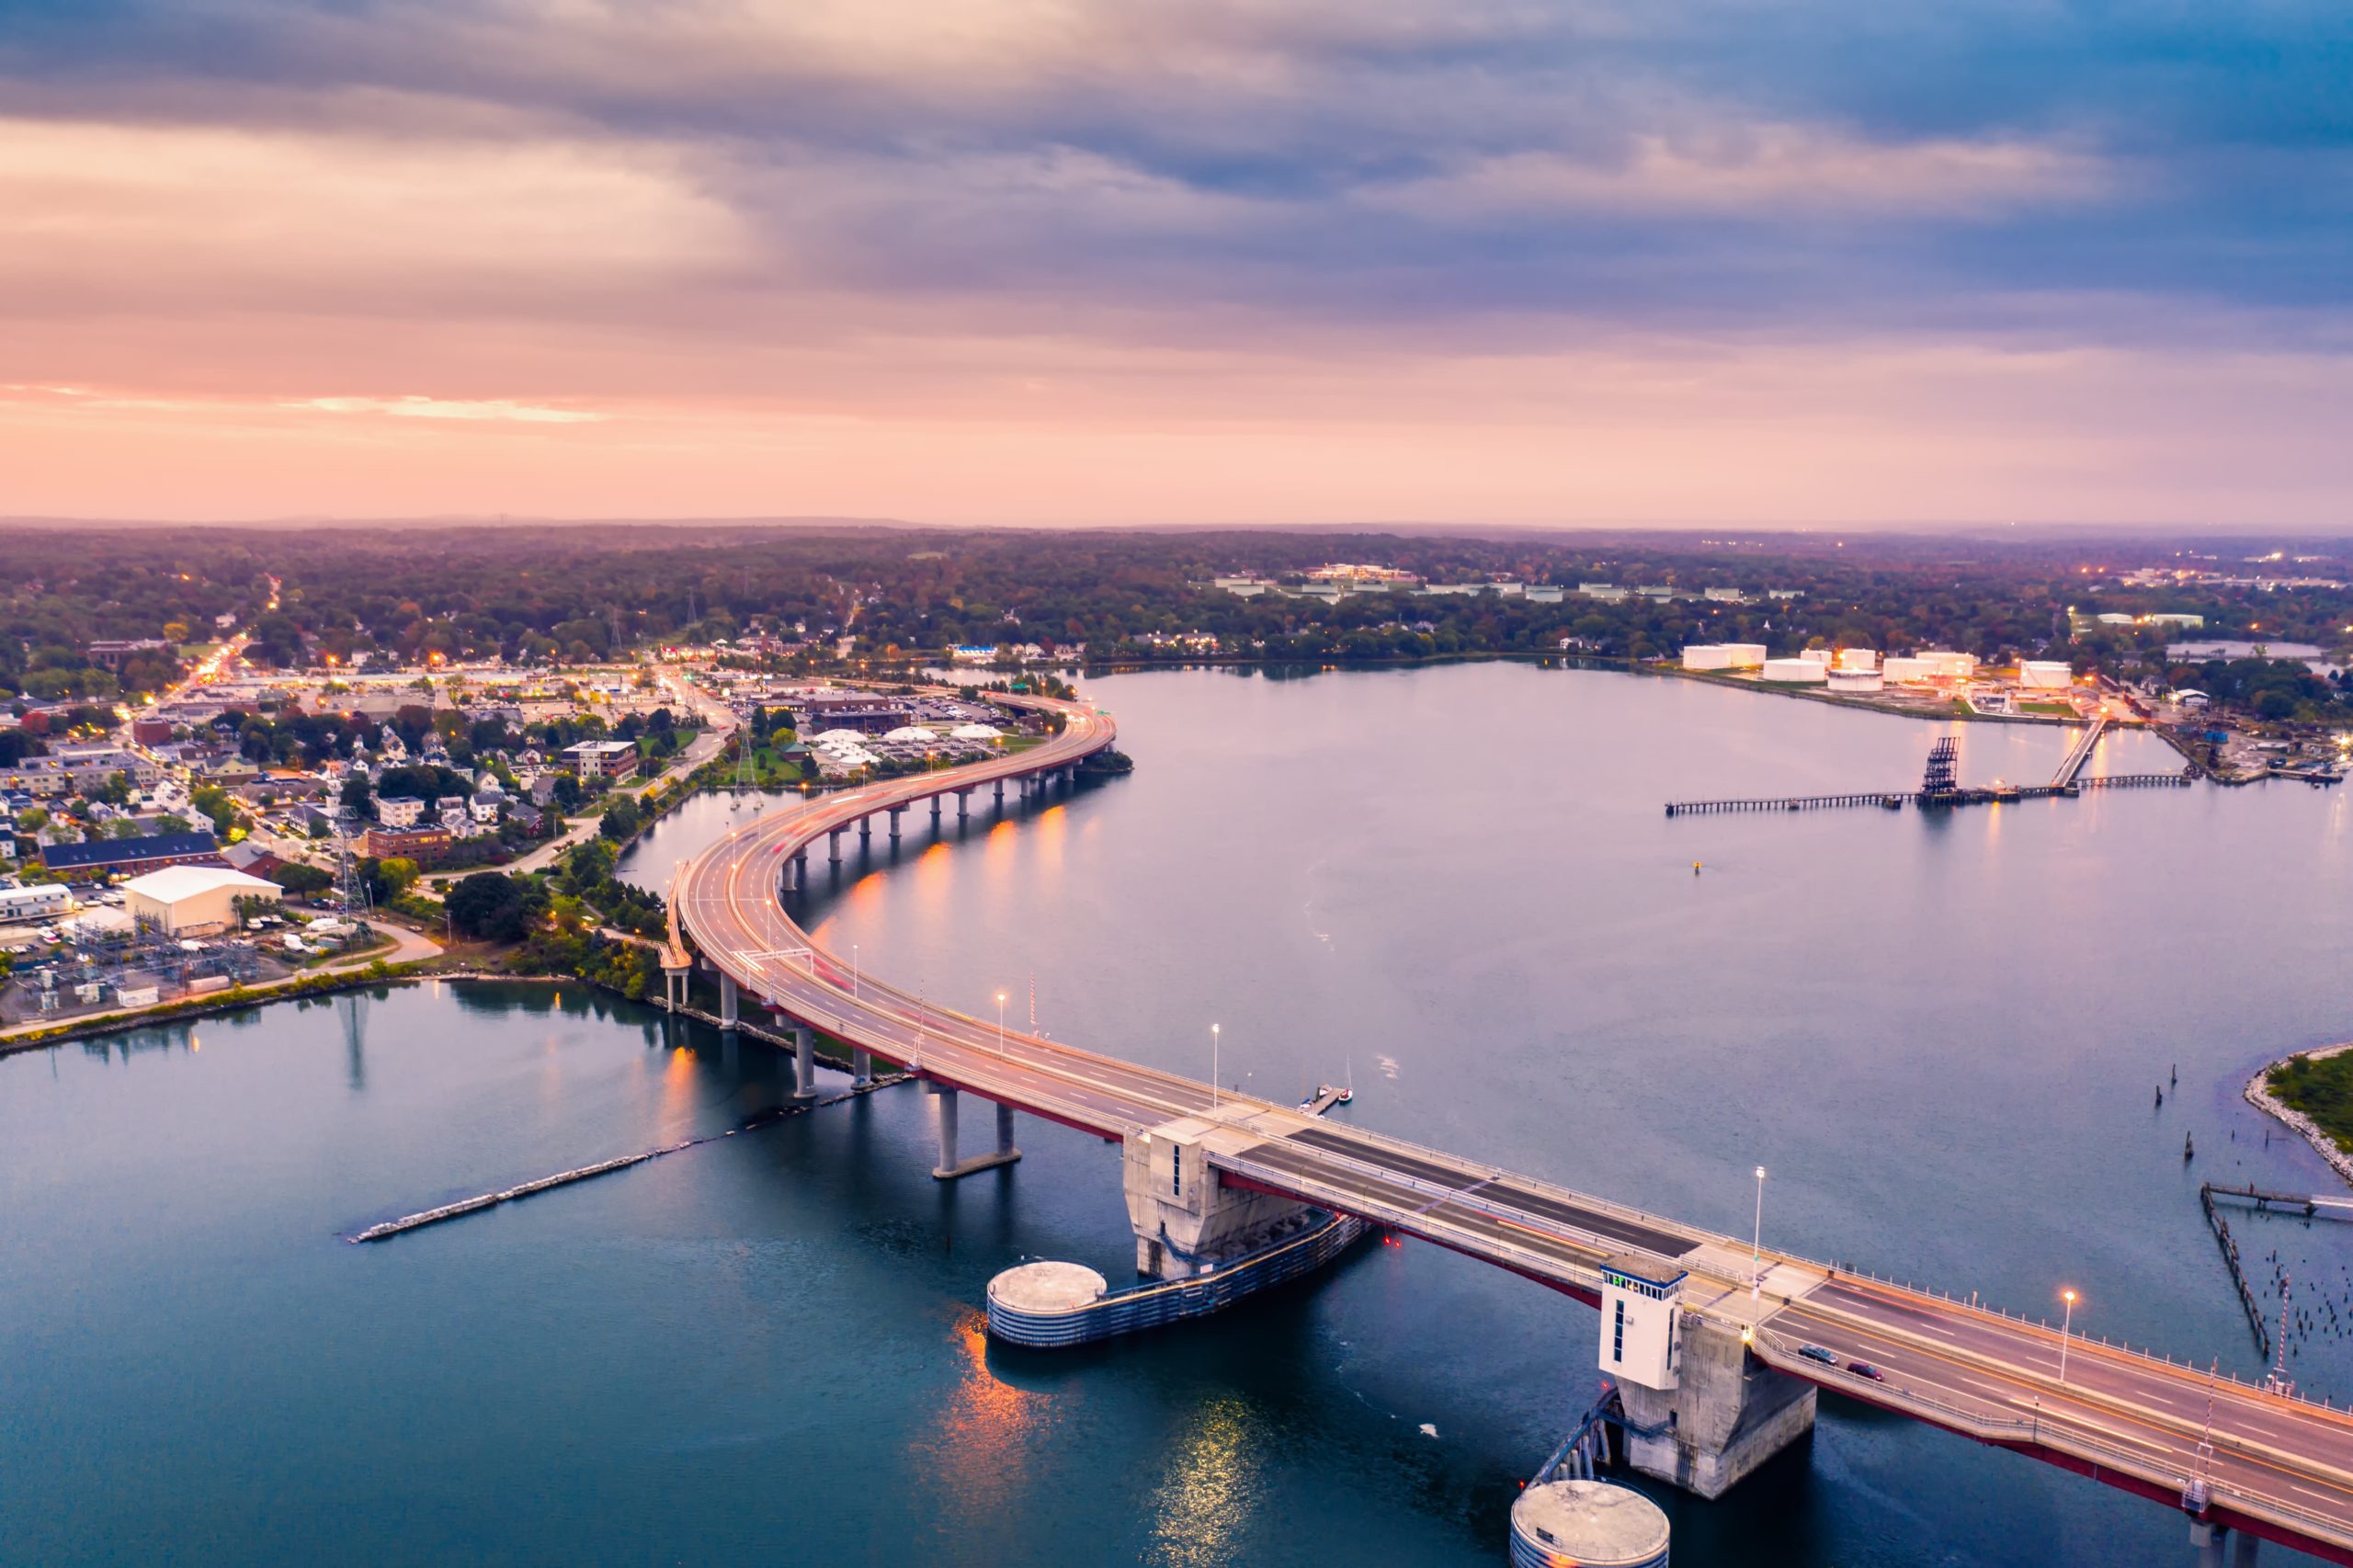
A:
[[670, 690, 2353, 1564]]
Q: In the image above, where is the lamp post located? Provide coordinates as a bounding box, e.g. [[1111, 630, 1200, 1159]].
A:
[[851, 943, 858, 1000], [1211, 1023, 1221, 1109], [2059, 1288, 2078, 1383], [996, 991, 1007, 1057], [1751, 1166, 1768, 1300]]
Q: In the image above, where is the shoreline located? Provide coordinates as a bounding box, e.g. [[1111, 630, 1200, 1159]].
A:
[[2243, 1041, 2353, 1190]]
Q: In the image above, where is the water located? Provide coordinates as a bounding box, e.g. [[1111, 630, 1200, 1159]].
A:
[[9, 664, 2353, 1566]]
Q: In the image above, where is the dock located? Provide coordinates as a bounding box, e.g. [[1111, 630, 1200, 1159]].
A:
[[1665, 770, 2191, 817], [347, 1073, 908, 1243], [1665, 792, 1908, 816], [2203, 1181, 2353, 1222], [1299, 1084, 1352, 1116], [2200, 1182, 2276, 1356]]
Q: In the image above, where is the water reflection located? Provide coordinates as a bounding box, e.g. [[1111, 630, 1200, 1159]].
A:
[[1144, 1392, 1263, 1568]]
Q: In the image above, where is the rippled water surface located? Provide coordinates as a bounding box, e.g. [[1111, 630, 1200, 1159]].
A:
[[8, 664, 2353, 1566]]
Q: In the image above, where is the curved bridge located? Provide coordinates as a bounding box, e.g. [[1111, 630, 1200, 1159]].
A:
[[670, 689, 2353, 1564]]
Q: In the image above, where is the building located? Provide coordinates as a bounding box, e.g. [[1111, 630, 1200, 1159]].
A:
[[374, 795, 426, 828], [2019, 661, 2074, 689], [1827, 669, 1885, 693], [1760, 658, 1829, 685], [1918, 651, 1977, 679], [85, 638, 172, 669], [40, 831, 224, 882], [1835, 649, 1878, 674], [1681, 642, 1768, 671], [0, 883, 74, 924], [131, 716, 173, 746], [122, 865, 282, 936], [364, 823, 452, 862], [784, 694, 913, 734], [1881, 656, 1934, 684], [563, 740, 642, 780]]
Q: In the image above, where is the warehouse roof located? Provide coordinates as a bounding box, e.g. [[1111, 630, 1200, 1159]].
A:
[[119, 866, 281, 904]]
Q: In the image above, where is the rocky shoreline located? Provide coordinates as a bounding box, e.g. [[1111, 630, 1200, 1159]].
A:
[[2245, 1040, 2353, 1190]]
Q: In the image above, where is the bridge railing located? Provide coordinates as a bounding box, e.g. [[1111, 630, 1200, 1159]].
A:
[[1747, 1324, 2353, 1551]]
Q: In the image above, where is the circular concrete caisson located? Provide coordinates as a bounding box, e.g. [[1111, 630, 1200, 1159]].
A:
[[1508, 1480, 1670, 1568], [987, 1261, 1108, 1315]]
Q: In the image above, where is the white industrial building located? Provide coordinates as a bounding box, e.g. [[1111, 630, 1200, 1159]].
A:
[[1761, 657, 1829, 684], [2019, 661, 2074, 689], [121, 866, 283, 936], [1680, 643, 1768, 671], [1919, 650, 1977, 679], [0, 883, 73, 924]]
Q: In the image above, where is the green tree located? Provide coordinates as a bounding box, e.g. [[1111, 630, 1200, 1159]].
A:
[[598, 792, 642, 841], [378, 857, 421, 896], [446, 871, 529, 941]]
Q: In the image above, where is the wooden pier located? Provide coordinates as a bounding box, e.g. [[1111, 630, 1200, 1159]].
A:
[[1665, 792, 1909, 817], [1666, 769, 2192, 816], [2203, 1181, 2353, 1222], [2200, 1182, 2277, 1356]]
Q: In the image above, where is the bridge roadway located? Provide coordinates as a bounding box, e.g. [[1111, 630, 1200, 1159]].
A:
[[675, 692, 2353, 1563]]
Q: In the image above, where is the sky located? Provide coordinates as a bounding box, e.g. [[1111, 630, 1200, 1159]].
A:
[[2, 0, 2349, 528]]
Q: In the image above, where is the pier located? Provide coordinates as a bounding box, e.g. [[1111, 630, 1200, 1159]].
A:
[[2200, 1182, 2276, 1357], [1665, 792, 1907, 816]]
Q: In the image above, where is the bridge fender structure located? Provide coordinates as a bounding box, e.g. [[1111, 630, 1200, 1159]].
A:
[[1618, 1315, 1816, 1500], [1124, 1116, 1313, 1280]]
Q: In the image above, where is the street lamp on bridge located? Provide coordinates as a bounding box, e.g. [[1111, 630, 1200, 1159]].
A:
[[1750, 1166, 1767, 1300], [2059, 1288, 2080, 1383], [996, 991, 1007, 1057], [1211, 1023, 1221, 1109]]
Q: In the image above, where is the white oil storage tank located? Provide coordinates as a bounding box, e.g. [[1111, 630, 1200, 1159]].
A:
[[1509, 1480, 1670, 1568], [1760, 657, 1828, 684]]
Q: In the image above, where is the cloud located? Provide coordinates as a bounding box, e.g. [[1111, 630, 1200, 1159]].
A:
[[0, 0, 2348, 521], [292, 395, 606, 423]]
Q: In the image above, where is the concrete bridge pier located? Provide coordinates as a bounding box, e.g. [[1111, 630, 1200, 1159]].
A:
[[1606, 1287, 1815, 1501], [790, 1025, 817, 1101], [828, 828, 844, 864], [853, 1046, 872, 1085], [993, 779, 1005, 806], [957, 790, 970, 823], [928, 1084, 1021, 1178], [661, 960, 690, 1012], [1123, 1115, 1314, 1279], [792, 850, 808, 888], [2190, 1521, 2261, 1566], [858, 815, 871, 844], [718, 971, 739, 1030], [887, 806, 904, 842], [929, 794, 941, 824]]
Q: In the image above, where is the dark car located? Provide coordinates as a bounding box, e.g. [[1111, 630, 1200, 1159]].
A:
[[1797, 1345, 1839, 1367], [1846, 1360, 1887, 1381]]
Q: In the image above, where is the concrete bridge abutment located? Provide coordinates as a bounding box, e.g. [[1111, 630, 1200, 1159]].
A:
[[717, 971, 739, 1031], [1603, 1281, 1815, 1501]]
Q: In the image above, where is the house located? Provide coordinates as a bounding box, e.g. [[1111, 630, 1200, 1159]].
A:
[[374, 795, 426, 828]]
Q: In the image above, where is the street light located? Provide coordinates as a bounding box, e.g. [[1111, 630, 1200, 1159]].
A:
[[996, 991, 1007, 1057], [2058, 1288, 2079, 1383], [851, 943, 859, 1000], [1211, 1023, 1221, 1109], [1751, 1166, 1767, 1300]]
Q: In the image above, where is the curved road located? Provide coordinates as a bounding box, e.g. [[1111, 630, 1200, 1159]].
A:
[[674, 690, 2353, 1565]]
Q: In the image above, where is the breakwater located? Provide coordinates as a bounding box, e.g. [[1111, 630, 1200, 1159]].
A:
[[347, 1072, 908, 1243]]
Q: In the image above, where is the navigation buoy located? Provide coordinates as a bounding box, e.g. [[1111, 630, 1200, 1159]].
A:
[[1692, 861, 1702, 876]]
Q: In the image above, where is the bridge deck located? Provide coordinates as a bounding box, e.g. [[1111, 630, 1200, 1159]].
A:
[[674, 689, 2353, 1564]]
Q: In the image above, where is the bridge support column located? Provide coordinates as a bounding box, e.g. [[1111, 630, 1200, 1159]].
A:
[[2189, 1522, 2258, 1567], [887, 807, 903, 843], [929, 795, 941, 824], [718, 971, 739, 1031], [793, 850, 808, 888], [1613, 1310, 1815, 1501], [853, 1046, 872, 1085], [957, 790, 970, 822], [791, 1025, 816, 1101], [828, 829, 843, 864], [1123, 1116, 1315, 1280], [662, 961, 690, 1013], [928, 1084, 1021, 1179], [993, 779, 1004, 805], [858, 816, 870, 843]]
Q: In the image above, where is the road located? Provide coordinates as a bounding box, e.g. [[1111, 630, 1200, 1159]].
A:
[[673, 692, 2353, 1564]]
